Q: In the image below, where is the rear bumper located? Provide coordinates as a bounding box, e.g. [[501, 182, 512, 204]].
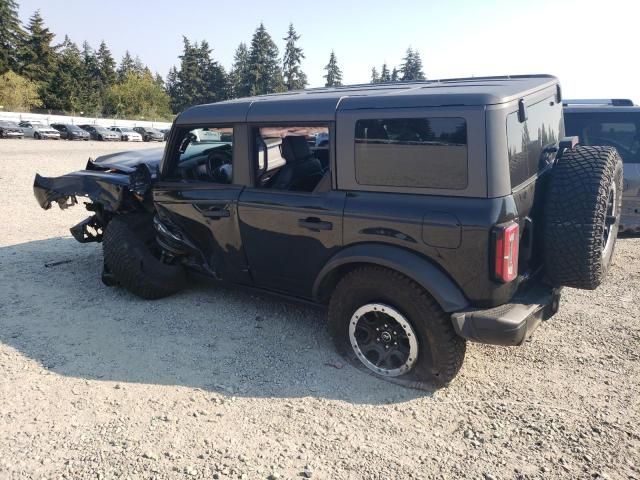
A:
[[451, 283, 561, 346]]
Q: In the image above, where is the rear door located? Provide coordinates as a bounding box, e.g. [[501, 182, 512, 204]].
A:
[[237, 124, 345, 299]]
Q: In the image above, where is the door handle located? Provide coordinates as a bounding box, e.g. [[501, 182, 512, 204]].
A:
[[199, 206, 231, 219], [298, 217, 333, 231]]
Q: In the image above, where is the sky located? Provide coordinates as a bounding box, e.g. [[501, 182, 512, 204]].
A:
[[16, 0, 640, 101]]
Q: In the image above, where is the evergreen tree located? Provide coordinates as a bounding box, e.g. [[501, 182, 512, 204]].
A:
[[282, 23, 306, 91], [117, 51, 135, 81], [96, 40, 116, 87], [19, 10, 57, 84], [391, 67, 399, 82], [323, 50, 342, 87], [165, 65, 180, 112], [229, 42, 250, 98], [0, 0, 23, 73], [154, 72, 164, 88], [400, 47, 426, 81], [247, 23, 284, 96], [370, 66, 379, 84], [380, 63, 391, 82], [42, 36, 83, 112], [169, 37, 229, 112], [78, 41, 102, 114]]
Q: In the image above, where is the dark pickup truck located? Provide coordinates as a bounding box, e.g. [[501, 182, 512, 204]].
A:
[[34, 75, 622, 388]]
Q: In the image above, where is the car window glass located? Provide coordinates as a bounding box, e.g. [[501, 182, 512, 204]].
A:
[[354, 117, 467, 189], [507, 95, 564, 187], [564, 111, 640, 163], [252, 125, 330, 193], [172, 127, 234, 183]]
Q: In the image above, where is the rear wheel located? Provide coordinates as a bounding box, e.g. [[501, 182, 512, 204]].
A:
[[103, 214, 187, 299], [34, 132, 41, 140], [328, 266, 466, 389], [543, 146, 623, 289]]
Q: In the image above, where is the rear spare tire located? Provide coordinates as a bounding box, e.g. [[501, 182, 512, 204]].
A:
[[543, 146, 623, 289], [328, 266, 466, 389], [103, 214, 187, 299]]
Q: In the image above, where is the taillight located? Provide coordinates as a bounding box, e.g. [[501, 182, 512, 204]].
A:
[[494, 221, 519, 282]]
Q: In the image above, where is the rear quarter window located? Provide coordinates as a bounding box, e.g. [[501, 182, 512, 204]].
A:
[[507, 95, 564, 188], [354, 117, 468, 189]]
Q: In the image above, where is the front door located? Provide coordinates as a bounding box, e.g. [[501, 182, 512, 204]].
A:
[[237, 124, 345, 299], [153, 125, 251, 285]]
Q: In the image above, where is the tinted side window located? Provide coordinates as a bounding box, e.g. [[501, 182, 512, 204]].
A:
[[564, 111, 640, 163], [507, 96, 564, 187], [354, 117, 468, 189]]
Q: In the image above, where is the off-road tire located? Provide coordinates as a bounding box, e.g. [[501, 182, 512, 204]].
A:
[[103, 214, 187, 299], [543, 146, 623, 289], [328, 266, 466, 389]]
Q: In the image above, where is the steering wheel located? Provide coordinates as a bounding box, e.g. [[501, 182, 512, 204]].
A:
[[205, 150, 232, 183], [589, 136, 633, 158]]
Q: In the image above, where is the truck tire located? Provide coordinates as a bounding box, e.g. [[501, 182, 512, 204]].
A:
[[543, 146, 623, 290], [103, 214, 187, 299], [328, 266, 466, 389]]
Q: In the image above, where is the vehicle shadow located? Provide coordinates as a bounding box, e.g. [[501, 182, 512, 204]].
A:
[[0, 237, 427, 404]]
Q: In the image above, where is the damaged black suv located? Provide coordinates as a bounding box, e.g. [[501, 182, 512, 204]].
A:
[[34, 75, 623, 388]]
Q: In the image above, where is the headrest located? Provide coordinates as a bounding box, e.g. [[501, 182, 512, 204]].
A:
[[281, 136, 312, 163]]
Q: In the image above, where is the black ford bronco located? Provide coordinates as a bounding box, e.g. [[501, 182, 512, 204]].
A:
[[34, 75, 623, 388]]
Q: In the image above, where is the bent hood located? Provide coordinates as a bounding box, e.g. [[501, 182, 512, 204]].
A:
[[34, 147, 162, 212], [89, 147, 165, 173]]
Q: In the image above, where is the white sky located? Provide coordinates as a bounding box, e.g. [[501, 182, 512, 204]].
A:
[[17, 0, 640, 101]]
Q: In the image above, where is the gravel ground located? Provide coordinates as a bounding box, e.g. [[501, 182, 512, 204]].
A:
[[0, 139, 638, 480]]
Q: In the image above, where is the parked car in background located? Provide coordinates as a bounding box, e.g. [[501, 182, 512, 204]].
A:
[[79, 124, 120, 141], [50, 123, 90, 141], [109, 127, 143, 142], [133, 126, 164, 142], [564, 99, 640, 234], [18, 120, 61, 140], [0, 120, 24, 139], [160, 128, 170, 141]]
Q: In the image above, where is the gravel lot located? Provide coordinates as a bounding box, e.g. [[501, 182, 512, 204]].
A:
[[0, 139, 638, 480]]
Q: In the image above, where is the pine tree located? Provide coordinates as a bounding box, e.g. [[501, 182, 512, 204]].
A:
[[391, 67, 399, 82], [400, 47, 426, 81], [42, 36, 83, 112], [380, 63, 391, 82], [282, 23, 306, 91], [323, 50, 342, 87], [165, 66, 180, 112], [0, 0, 23, 73], [117, 51, 135, 81], [247, 23, 284, 96], [19, 10, 57, 84], [96, 40, 116, 87], [79, 41, 102, 115], [229, 42, 250, 98], [370, 67, 379, 84]]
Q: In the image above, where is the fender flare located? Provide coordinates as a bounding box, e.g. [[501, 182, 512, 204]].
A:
[[312, 243, 469, 312]]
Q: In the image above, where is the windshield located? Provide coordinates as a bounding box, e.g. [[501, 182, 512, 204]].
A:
[[93, 126, 109, 133], [67, 125, 83, 132], [0, 121, 19, 128]]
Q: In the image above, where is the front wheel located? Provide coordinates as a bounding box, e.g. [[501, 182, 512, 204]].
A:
[[34, 132, 41, 140], [103, 214, 187, 299], [328, 266, 466, 389]]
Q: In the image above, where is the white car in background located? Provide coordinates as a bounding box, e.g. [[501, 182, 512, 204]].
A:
[[109, 127, 143, 142], [18, 120, 61, 140]]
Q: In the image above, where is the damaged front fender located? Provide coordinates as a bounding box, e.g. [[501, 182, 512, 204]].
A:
[[34, 170, 130, 212]]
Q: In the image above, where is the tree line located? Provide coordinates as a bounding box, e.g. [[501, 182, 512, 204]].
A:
[[0, 0, 427, 120]]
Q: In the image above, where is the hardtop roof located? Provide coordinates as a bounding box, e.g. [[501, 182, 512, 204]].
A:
[[177, 74, 559, 125]]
